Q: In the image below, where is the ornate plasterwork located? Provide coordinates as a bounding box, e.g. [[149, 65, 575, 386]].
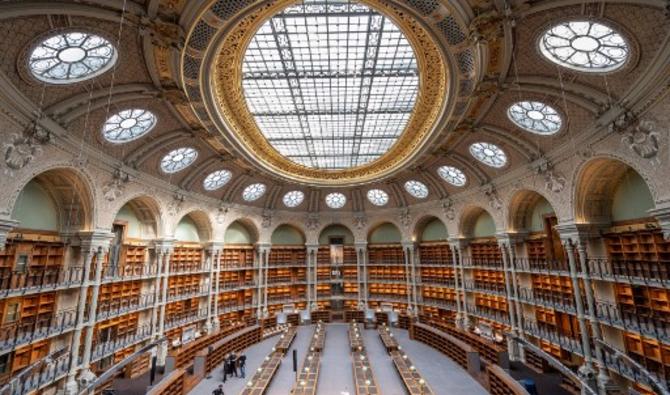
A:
[[3, 125, 52, 176], [102, 169, 131, 202], [210, 0, 448, 186]]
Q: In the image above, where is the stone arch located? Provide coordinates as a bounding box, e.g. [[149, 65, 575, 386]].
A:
[[174, 210, 213, 242], [224, 219, 259, 244], [318, 223, 356, 245], [367, 221, 402, 244], [573, 157, 655, 224], [111, 194, 163, 239], [270, 223, 306, 245], [458, 205, 498, 238], [10, 166, 95, 233], [413, 215, 448, 242], [507, 189, 559, 233]]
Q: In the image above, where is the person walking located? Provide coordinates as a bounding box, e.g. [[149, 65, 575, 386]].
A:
[[237, 353, 247, 378], [222, 354, 230, 383], [228, 353, 238, 377], [212, 384, 224, 395]]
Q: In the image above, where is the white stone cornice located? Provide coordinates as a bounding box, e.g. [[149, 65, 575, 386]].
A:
[[77, 231, 115, 250]]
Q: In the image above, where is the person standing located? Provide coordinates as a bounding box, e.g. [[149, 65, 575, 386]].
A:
[[228, 353, 238, 377], [212, 384, 224, 395], [237, 353, 247, 378]]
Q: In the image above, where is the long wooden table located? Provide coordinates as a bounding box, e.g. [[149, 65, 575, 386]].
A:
[[291, 324, 326, 395], [377, 325, 399, 353], [352, 351, 379, 395], [275, 326, 297, 355], [239, 352, 282, 395], [348, 322, 365, 352], [389, 350, 435, 395]]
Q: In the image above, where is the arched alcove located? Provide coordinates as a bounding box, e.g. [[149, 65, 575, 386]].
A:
[[459, 207, 496, 238], [414, 216, 448, 242], [11, 168, 94, 233], [318, 224, 355, 245], [368, 222, 402, 244], [225, 220, 258, 244], [113, 196, 161, 240], [271, 224, 305, 245], [575, 158, 654, 224], [175, 211, 212, 243]]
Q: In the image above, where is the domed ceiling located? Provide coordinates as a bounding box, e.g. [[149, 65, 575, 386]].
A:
[[1, 0, 664, 212]]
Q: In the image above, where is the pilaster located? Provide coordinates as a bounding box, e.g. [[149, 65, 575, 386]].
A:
[[205, 241, 224, 333], [306, 243, 320, 311], [449, 237, 470, 329], [354, 242, 368, 309]]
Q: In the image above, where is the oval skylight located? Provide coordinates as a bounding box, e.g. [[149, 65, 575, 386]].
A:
[[103, 109, 156, 143], [29, 32, 117, 84], [367, 189, 389, 206], [242, 183, 266, 201], [437, 166, 467, 187], [404, 180, 428, 199], [160, 147, 198, 173], [470, 142, 507, 168], [507, 101, 562, 135], [242, 1, 419, 170], [283, 190, 305, 208], [203, 170, 232, 191], [325, 193, 346, 209], [539, 21, 629, 73]]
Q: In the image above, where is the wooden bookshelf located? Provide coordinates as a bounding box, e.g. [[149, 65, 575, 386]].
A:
[[368, 265, 406, 281], [474, 269, 505, 292], [624, 332, 670, 384], [604, 227, 670, 280], [94, 313, 139, 344], [0, 238, 65, 289], [369, 283, 407, 299], [487, 364, 529, 395], [421, 286, 456, 304], [419, 319, 505, 365], [202, 325, 262, 374], [95, 280, 141, 313], [615, 283, 670, 323], [222, 246, 254, 269], [535, 307, 580, 340], [531, 274, 574, 307], [470, 241, 502, 267], [170, 245, 204, 272], [10, 339, 49, 374], [168, 274, 202, 298], [0, 292, 56, 333], [418, 242, 452, 266], [268, 247, 306, 267], [147, 368, 185, 395], [368, 246, 404, 266], [410, 323, 472, 369], [475, 293, 508, 315], [118, 244, 147, 276]]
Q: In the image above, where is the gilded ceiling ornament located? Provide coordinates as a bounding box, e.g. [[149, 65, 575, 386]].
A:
[[468, 9, 504, 44], [3, 125, 51, 176], [209, 0, 448, 186]]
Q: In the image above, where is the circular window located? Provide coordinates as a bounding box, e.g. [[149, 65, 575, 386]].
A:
[[404, 180, 429, 199], [367, 189, 389, 207], [507, 101, 562, 135], [325, 193, 346, 209], [242, 183, 266, 201], [539, 21, 629, 73], [283, 191, 305, 208], [469, 142, 507, 168], [102, 109, 157, 143], [203, 170, 232, 191], [160, 147, 198, 173], [437, 166, 467, 187], [28, 32, 117, 84]]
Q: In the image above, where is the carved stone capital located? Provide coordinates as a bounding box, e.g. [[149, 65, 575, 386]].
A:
[[648, 203, 670, 241]]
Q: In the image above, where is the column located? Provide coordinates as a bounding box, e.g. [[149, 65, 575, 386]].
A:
[[78, 232, 114, 385], [505, 238, 526, 362], [449, 238, 469, 328], [150, 247, 164, 337], [254, 246, 263, 318], [355, 242, 368, 310], [576, 239, 613, 394], [563, 239, 597, 385], [402, 242, 414, 314], [212, 247, 222, 330], [256, 243, 271, 318], [64, 246, 95, 395], [449, 241, 464, 327], [306, 244, 319, 311], [498, 238, 519, 361], [155, 239, 174, 368]]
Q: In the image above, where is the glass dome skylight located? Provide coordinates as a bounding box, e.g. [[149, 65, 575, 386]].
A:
[[160, 147, 198, 173], [203, 170, 232, 191], [539, 21, 629, 73], [325, 193, 346, 209], [29, 32, 117, 84], [283, 190, 305, 207], [242, 0, 419, 170], [242, 183, 267, 201], [103, 109, 156, 143]]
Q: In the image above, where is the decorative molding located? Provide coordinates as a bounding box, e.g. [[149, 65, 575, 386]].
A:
[[102, 169, 131, 202], [3, 125, 52, 176], [482, 183, 503, 211], [440, 198, 456, 221]]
